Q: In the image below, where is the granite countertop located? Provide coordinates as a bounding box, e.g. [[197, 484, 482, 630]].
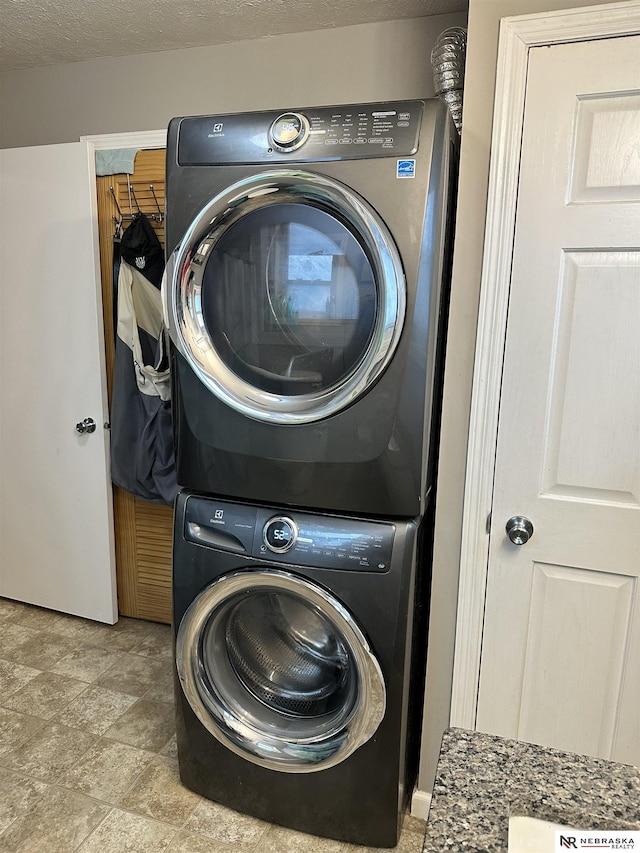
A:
[[423, 728, 640, 852]]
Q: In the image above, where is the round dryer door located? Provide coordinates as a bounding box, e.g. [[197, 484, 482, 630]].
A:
[[164, 170, 405, 424], [175, 569, 386, 772]]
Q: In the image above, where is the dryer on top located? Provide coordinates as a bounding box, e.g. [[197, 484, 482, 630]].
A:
[[164, 99, 457, 518]]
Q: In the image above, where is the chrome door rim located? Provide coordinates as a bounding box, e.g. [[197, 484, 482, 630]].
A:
[[164, 170, 406, 424], [176, 569, 386, 773]]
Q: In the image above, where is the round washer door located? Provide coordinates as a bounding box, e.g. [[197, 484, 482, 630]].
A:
[[175, 569, 386, 773], [165, 170, 405, 424]]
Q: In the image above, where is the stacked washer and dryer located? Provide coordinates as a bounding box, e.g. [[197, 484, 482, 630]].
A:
[[163, 99, 456, 848]]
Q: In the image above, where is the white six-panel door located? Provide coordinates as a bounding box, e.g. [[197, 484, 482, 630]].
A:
[[475, 34, 640, 766], [0, 141, 117, 623]]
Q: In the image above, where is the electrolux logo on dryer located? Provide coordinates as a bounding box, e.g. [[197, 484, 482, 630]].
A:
[[208, 122, 225, 139]]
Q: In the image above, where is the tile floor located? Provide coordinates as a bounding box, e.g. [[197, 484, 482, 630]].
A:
[[0, 597, 426, 853]]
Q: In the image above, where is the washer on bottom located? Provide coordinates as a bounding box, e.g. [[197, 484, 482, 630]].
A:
[[172, 490, 431, 848]]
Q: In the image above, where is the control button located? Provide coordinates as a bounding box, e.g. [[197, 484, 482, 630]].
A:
[[269, 112, 310, 152], [263, 516, 298, 553]]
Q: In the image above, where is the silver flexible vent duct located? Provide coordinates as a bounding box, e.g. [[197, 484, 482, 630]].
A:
[[431, 26, 467, 134]]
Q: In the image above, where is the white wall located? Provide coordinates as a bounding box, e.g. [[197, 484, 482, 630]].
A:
[[417, 0, 630, 802], [0, 15, 465, 148]]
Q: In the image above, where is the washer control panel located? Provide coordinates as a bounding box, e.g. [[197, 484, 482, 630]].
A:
[[177, 100, 423, 165], [184, 496, 395, 572]]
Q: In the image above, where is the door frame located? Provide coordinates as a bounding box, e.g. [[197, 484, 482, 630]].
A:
[[80, 130, 167, 149], [450, 0, 640, 730]]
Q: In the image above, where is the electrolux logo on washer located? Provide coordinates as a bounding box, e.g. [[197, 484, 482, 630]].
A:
[[208, 122, 225, 139]]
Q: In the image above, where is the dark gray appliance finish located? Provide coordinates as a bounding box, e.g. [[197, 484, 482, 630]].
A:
[[164, 99, 457, 518], [172, 490, 432, 848]]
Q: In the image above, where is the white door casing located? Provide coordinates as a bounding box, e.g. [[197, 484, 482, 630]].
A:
[[0, 141, 117, 623], [451, 0, 640, 765]]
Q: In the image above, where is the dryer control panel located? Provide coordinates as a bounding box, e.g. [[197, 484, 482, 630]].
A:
[[183, 495, 395, 572], [176, 100, 423, 165]]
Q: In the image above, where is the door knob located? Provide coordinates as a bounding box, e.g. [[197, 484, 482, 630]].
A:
[[506, 516, 534, 545], [75, 417, 96, 435]]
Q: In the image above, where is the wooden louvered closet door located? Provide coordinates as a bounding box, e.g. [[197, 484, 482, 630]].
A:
[[96, 149, 173, 623]]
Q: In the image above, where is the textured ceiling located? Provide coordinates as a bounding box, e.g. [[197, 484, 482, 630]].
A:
[[0, 0, 468, 73]]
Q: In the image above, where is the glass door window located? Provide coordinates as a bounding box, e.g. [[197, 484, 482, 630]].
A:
[[176, 570, 386, 772], [166, 172, 405, 424], [203, 203, 376, 397]]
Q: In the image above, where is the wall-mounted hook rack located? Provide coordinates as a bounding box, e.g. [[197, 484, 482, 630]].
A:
[[109, 182, 164, 234]]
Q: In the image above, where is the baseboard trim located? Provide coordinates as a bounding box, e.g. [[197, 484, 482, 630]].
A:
[[410, 788, 432, 821]]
